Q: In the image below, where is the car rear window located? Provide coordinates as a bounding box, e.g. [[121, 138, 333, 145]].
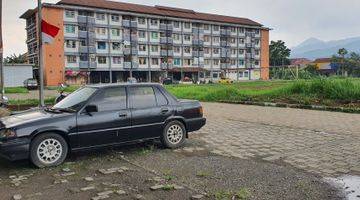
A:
[[130, 86, 157, 109], [154, 87, 168, 106]]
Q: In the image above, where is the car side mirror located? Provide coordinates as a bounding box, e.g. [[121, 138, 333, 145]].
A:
[[85, 105, 98, 114]]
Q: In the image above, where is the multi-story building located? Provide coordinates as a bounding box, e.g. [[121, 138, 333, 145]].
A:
[[20, 0, 270, 86]]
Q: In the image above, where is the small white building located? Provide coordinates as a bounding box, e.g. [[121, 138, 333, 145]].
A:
[[3, 64, 33, 87]]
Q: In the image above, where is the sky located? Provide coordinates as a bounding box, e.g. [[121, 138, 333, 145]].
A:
[[3, 0, 360, 57]]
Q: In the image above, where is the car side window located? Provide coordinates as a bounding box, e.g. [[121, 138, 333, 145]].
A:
[[130, 86, 157, 109], [154, 87, 168, 106], [90, 87, 127, 111]]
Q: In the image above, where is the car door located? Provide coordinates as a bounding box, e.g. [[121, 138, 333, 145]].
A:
[[128, 86, 172, 141], [76, 86, 131, 148]]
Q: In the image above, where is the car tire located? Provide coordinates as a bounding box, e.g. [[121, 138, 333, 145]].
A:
[[161, 120, 186, 149], [30, 133, 68, 168]]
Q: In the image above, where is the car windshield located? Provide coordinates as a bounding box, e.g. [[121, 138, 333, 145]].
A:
[[52, 87, 97, 111]]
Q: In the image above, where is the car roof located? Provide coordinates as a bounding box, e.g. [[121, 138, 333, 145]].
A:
[[86, 83, 162, 89]]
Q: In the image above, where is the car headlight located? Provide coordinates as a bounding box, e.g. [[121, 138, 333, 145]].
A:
[[0, 129, 17, 138]]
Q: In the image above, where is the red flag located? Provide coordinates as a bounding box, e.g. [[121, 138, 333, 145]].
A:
[[41, 20, 60, 44]]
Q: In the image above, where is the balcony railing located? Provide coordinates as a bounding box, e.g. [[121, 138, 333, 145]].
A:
[[77, 16, 95, 24], [122, 20, 138, 28], [220, 49, 230, 57], [192, 39, 204, 46], [79, 61, 97, 69], [78, 31, 95, 38], [220, 41, 230, 47], [192, 28, 205, 34], [79, 46, 96, 54], [246, 43, 255, 48], [192, 51, 204, 57], [123, 48, 138, 55], [124, 62, 139, 69], [159, 24, 173, 31], [220, 29, 231, 36], [245, 32, 256, 37], [160, 37, 173, 44], [160, 63, 174, 69], [220, 63, 230, 69], [160, 50, 174, 57]]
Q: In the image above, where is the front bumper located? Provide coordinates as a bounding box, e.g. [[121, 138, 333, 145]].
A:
[[186, 117, 206, 132], [0, 138, 30, 161]]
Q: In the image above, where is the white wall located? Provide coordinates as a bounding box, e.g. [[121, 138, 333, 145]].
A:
[[4, 64, 33, 87]]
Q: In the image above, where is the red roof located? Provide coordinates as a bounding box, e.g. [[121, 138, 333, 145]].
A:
[[313, 58, 332, 63], [290, 58, 311, 66], [57, 0, 263, 27]]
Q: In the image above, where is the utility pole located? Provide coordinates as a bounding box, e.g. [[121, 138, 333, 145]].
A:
[[38, 0, 45, 107], [0, 0, 4, 103]]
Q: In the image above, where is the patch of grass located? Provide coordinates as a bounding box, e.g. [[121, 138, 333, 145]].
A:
[[236, 188, 251, 200], [5, 87, 28, 94], [162, 184, 175, 191], [136, 145, 155, 156], [9, 97, 56, 106], [214, 190, 233, 200], [213, 188, 251, 200], [163, 169, 175, 181]]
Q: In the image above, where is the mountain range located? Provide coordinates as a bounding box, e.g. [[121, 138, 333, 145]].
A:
[[290, 37, 360, 60]]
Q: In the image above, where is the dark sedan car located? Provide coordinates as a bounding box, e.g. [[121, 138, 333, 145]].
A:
[[0, 83, 206, 168]]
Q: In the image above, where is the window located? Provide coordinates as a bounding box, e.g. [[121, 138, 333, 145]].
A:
[[154, 87, 168, 106], [184, 59, 192, 65], [230, 27, 236, 33], [255, 50, 260, 55], [244, 71, 249, 77], [239, 60, 245, 65], [184, 47, 191, 53], [139, 57, 147, 65], [173, 21, 180, 28], [255, 29, 260, 34], [80, 39, 87, 46], [96, 28, 106, 35], [184, 22, 190, 29], [204, 47, 210, 54], [113, 57, 121, 64], [80, 53, 88, 61], [96, 13, 106, 21], [173, 58, 181, 66], [184, 34, 191, 41], [138, 31, 146, 38], [255, 39, 260, 45], [65, 25, 75, 33], [239, 28, 245, 33], [174, 46, 180, 53], [213, 59, 220, 65], [230, 60, 236, 65], [130, 87, 157, 109], [204, 59, 210, 65], [67, 55, 76, 63], [213, 25, 219, 31], [111, 14, 119, 22], [97, 42, 106, 50], [65, 40, 76, 48], [79, 26, 87, 31], [151, 58, 159, 65], [150, 19, 158, 26], [239, 71, 243, 77], [151, 32, 158, 39], [91, 87, 127, 111], [151, 45, 158, 52], [231, 49, 237, 55], [230, 38, 236, 44], [172, 33, 180, 41], [204, 24, 209, 30], [213, 36, 220, 43], [255, 61, 259, 65], [65, 10, 75, 18], [98, 56, 107, 64], [204, 35, 210, 42], [239, 49, 244, 54], [112, 42, 121, 50], [239, 38, 245, 44], [138, 45, 146, 51], [111, 28, 120, 36], [138, 17, 146, 24], [213, 73, 218, 78], [213, 48, 219, 54]]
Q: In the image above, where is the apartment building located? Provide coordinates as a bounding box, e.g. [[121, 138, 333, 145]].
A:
[[20, 0, 270, 86]]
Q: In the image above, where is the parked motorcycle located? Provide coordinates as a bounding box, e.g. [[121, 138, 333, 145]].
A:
[[54, 84, 68, 104]]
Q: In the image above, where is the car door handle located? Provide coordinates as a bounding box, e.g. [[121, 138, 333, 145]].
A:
[[160, 108, 169, 114], [118, 112, 128, 118]]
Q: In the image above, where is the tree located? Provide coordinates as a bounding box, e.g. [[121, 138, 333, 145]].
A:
[[269, 40, 291, 67], [331, 48, 360, 77], [4, 53, 27, 64]]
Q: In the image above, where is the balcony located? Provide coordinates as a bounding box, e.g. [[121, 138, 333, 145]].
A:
[[78, 31, 95, 39], [123, 35, 138, 45], [122, 20, 138, 28], [220, 63, 230, 69], [79, 61, 97, 69], [159, 24, 173, 31], [160, 37, 173, 44], [124, 62, 139, 69], [160, 63, 174, 69], [192, 51, 204, 57], [77, 16, 95, 24], [192, 39, 204, 46], [160, 50, 174, 57], [220, 29, 231, 36], [79, 46, 96, 54], [245, 63, 255, 68], [220, 49, 230, 58], [246, 43, 255, 48], [245, 32, 256, 37], [123, 48, 138, 55], [192, 28, 204, 34], [220, 41, 230, 47]]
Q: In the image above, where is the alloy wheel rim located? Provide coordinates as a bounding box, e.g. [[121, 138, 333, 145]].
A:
[[37, 138, 63, 164], [167, 124, 183, 144]]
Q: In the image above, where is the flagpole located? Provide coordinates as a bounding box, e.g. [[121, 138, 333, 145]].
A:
[[38, 0, 45, 107], [0, 0, 4, 103]]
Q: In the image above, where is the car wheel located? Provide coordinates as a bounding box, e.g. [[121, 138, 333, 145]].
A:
[[161, 120, 186, 149], [30, 133, 68, 168]]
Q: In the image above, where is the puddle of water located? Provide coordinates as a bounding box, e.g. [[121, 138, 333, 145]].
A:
[[326, 175, 360, 200]]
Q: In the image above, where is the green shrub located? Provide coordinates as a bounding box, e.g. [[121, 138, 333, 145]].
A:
[[5, 87, 28, 94]]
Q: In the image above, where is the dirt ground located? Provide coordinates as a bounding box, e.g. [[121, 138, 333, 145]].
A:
[[0, 139, 343, 200]]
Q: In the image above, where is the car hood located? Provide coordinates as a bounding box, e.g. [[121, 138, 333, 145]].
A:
[[0, 108, 66, 128]]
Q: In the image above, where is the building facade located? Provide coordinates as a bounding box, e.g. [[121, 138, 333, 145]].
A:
[[21, 0, 270, 86]]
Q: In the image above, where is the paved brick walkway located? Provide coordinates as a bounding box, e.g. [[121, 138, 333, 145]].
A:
[[194, 103, 360, 177]]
